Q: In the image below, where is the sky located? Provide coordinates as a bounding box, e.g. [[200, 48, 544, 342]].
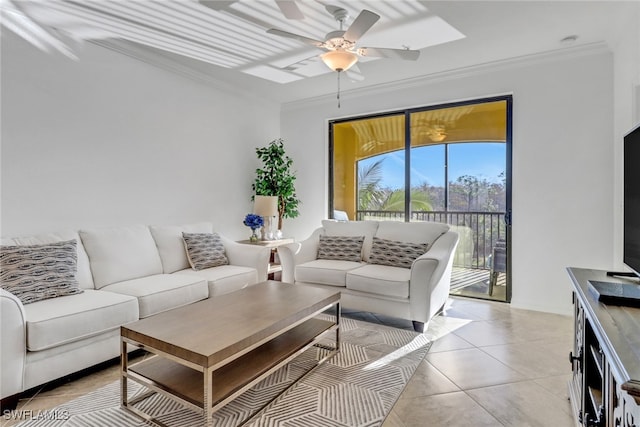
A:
[[359, 142, 506, 189]]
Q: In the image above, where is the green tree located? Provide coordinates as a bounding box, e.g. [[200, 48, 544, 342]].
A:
[[454, 175, 480, 211], [252, 139, 300, 230]]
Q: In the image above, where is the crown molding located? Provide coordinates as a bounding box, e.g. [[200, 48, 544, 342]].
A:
[[91, 37, 610, 111], [282, 42, 611, 112]]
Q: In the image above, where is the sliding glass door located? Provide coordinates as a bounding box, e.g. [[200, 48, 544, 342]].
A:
[[329, 96, 512, 302]]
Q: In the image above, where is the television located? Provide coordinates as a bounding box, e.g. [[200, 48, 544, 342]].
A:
[[624, 123, 640, 277]]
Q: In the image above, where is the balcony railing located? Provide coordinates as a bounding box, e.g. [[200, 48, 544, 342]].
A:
[[356, 210, 506, 269]]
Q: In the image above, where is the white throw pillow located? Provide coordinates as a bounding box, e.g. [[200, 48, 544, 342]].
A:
[[80, 225, 163, 289]]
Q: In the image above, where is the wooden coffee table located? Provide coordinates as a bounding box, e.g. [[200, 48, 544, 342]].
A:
[[120, 281, 340, 426]]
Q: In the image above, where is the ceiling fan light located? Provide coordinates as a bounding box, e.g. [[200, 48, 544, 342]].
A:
[[427, 124, 447, 142], [321, 50, 358, 72]]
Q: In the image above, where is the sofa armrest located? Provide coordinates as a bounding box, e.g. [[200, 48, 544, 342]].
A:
[[1, 289, 26, 399], [277, 229, 322, 283], [409, 231, 459, 324], [220, 237, 271, 282]]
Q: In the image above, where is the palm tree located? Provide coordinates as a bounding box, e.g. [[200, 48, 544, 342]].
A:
[[358, 159, 385, 210], [380, 189, 433, 212]]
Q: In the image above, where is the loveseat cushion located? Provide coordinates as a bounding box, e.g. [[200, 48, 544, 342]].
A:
[[11, 231, 95, 289], [321, 220, 379, 261], [23, 289, 138, 351], [346, 264, 411, 299], [296, 259, 364, 287], [174, 265, 258, 297], [375, 221, 449, 245], [149, 222, 213, 273], [80, 225, 163, 289], [101, 274, 207, 318]]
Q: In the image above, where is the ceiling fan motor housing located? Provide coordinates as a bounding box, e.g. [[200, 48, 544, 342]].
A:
[[328, 6, 349, 23], [324, 30, 355, 50]]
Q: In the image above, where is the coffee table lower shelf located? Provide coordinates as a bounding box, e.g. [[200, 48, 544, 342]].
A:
[[122, 317, 338, 426]]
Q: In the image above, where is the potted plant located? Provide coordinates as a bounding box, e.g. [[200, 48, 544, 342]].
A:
[[252, 138, 300, 233]]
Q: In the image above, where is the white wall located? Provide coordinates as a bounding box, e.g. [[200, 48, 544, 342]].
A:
[[1, 31, 280, 239], [281, 47, 615, 315], [612, 6, 640, 269]]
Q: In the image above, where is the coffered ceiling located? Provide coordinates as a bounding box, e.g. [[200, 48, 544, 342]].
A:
[[2, 0, 637, 103]]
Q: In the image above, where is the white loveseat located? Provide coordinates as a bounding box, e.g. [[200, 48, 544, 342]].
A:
[[278, 220, 459, 332], [0, 222, 269, 408]]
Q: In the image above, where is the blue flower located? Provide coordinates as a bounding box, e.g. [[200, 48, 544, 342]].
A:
[[243, 213, 264, 230]]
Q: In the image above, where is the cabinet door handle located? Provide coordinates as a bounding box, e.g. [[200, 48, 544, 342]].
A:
[[569, 350, 582, 371]]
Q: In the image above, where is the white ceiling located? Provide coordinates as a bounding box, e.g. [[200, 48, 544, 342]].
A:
[[3, 0, 638, 103]]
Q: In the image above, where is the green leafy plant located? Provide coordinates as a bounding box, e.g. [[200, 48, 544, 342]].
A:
[[252, 138, 300, 230]]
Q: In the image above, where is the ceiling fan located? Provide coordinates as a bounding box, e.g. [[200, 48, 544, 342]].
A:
[[267, 5, 421, 74]]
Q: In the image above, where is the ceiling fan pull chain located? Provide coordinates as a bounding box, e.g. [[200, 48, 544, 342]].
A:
[[337, 71, 341, 108]]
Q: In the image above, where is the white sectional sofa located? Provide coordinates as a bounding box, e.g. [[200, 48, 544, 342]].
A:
[[278, 220, 459, 332], [0, 222, 269, 408]]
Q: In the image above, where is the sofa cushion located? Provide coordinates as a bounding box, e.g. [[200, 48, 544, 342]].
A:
[[296, 259, 364, 287], [375, 221, 449, 245], [182, 232, 228, 270], [80, 225, 163, 289], [321, 220, 379, 261], [174, 265, 258, 297], [101, 274, 207, 318], [149, 222, 213, 273], [346, 264, 411, 299], [12, 231, 94, 289], [317, 235, 364, 262], [1, 240, 84, 305], [23, 289, 138, 351], [369, 237, 429, 269]]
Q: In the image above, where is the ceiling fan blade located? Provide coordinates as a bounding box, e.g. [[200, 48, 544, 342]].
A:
[[343, 10, 380, 42], [346, 64, 364, 82], [359, 47, 420, 61], [198, 1, 237, 11], [275, 0, 304, 20], [267, 28, 325, 47]]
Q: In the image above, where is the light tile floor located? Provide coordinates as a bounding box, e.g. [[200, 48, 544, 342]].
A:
[[373, 297, 575, 427], [2, 297, 575, 427]]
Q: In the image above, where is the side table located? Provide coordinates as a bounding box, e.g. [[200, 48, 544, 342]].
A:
[[236, 238, 294, 280]]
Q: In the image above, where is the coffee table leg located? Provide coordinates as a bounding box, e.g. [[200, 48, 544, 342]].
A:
[[121, 339, 128, 408], [336, 302, 341, 351], [204, 367, 213, 426]]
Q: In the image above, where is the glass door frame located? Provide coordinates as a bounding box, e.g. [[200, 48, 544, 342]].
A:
[[328, 95, 512, 302]]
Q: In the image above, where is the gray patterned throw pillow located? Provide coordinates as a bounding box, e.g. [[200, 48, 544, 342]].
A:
[[182, 232, 229, 270], [317, 235, 364, 262], [369, 237, 430, 269], [0, 240, 83, 305]]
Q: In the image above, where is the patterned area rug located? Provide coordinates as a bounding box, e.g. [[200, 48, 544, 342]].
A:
[[17, 315, 430, 427]]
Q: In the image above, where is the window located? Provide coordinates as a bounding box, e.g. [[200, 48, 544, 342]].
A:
[[329, 96, 512, 302]]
